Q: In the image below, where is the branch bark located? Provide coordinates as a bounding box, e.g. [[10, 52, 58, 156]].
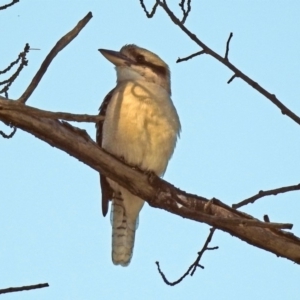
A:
[[1, 98, 300, 264], [1, 8, 300, 273]]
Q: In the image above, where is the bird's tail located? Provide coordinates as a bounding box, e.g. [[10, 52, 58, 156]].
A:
[[111, 193, 143, 266]]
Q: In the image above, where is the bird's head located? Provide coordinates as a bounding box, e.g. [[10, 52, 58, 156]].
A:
[[99, 44, 171, 94]]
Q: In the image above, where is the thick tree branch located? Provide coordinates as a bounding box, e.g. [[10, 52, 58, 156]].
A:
[[17, 12, 93, 104], [1, 6, 300, 272], [150, 1, 300, 127], [1, 101, 300, 264]]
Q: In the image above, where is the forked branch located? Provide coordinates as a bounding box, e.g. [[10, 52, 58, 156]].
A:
[[139, 1, 300, 127], [156, 228, 217, 286]]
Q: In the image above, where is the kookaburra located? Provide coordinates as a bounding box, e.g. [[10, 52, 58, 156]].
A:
[[96, 44, 180, 266]]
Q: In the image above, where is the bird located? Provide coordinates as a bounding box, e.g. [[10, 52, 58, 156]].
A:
[[96, 44, 180, 266]]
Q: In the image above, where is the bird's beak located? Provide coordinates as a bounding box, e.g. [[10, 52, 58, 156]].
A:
[[98, 49, 134, 66]]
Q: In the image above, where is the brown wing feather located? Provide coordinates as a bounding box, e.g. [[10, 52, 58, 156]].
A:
[[96, 89, 115, 217]]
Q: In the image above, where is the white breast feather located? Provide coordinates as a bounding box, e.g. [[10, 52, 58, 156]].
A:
[[102, 79, 180, 175]]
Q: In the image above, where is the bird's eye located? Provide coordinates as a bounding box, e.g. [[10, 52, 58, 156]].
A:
[[136, 54, 145, 63]]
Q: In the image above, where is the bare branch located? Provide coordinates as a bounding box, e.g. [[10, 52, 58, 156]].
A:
[[227, 74, 237, 84], [232, 183, 300, 209], [0, 43, 30, 96], [191, 227, 217, 275], [0, 44, 29, 75], [1, 98, 300, 264], [17, 12, 93, 104], [0, 0, 19, 10], [0, 100, 103, 123], [224, 32, 233, 61], [176, 50, 206, 63], [0, 283, 49, 294], [0, 124, 16, 138], [139, 0, 159, 18], [156, 228, 217, 286], [155, 2, 300, 127], [179, 0, 191, 24]]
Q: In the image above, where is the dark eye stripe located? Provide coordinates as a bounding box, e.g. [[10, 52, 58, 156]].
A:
[[127, 48, 168, 77], [140, 60, 167, 77]]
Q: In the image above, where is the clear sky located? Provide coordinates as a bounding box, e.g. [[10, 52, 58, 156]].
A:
[[1, 1, 300, 299]]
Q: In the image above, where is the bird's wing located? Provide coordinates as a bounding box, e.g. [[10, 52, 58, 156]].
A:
[[96, 88, 115, 217]]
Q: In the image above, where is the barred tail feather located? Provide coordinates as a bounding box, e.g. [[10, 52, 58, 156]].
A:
[[111, 197, 136, 266]]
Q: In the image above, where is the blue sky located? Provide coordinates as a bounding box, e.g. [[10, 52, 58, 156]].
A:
[[1, 1, 300, 299]]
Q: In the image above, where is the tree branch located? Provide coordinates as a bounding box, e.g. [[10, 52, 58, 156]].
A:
[[179, 0, 191, 24], [0, 283, 49, 294], [0, 43, 30, 98], [139, 0, 159, 18], [156, 227, 217, 286], [0, 124, 16, 138], [232, 183, 300, 209], [0, 98, 103, 123], [17, 12, 93, 104], [176, 50, 206, 63], [0, 0, 19, 10], [149, 1, 300, 127], [2, 5, 300, 271], [1, 100, 300, 264], [224, 32, 233, 61]]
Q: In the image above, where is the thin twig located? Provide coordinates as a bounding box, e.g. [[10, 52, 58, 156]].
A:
[[232, 183, 300, 209], [154, 1, 300, 127], [0, 60, 27, 87], [156, 228, 217, 286], [176, 50, 205, 63], [225, 32, 233, 61], [0, 125, 16, 138], [179, 0, 191, 24], [191, 227, 217, 275], [227, 74, 237, 84], [18, 12, 93, 104], [0, 43, 29, 75], [0, 283, 49, 294], [139, 0, 159, 18], [0, 44, 30, 96], [0, 0, 19, 10]]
